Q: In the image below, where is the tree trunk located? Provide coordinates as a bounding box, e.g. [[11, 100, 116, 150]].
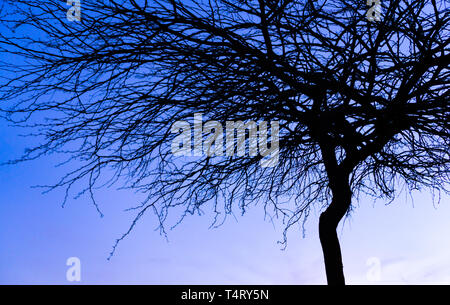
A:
[[315, 118, 353, 285], [319, 181, 352, 285]]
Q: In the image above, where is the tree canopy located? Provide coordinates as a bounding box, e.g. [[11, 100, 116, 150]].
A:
[[0, 0, 448, 284]]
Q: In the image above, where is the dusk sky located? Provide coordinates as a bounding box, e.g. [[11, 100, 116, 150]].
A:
[[0, 0, 449, 285], [1, 117, 450, 284]]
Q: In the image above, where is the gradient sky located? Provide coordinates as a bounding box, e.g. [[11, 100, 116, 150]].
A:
[[1, 117, 450, 285], [0, 1, 449, 285]]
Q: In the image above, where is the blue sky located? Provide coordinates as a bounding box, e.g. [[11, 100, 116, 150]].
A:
[[0, 0, 449, 285], [1, 116, 450, 284]]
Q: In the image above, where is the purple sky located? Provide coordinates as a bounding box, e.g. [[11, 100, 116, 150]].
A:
[[1, 118, 450, 284]]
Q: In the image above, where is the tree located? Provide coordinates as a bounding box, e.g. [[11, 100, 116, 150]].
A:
[[0, 0, 448, 285]]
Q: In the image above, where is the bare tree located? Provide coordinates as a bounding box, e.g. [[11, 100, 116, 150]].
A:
[[0, 0, 448, 285]]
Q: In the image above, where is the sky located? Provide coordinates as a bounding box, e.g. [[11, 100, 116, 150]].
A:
[[1, 117, 450, 285], [0, 1, 449, 285]]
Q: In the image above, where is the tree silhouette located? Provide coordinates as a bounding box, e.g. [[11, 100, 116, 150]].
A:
[[0, 0, 448, 285]]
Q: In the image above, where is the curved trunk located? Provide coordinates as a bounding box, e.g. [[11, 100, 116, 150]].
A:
[[315, 113, 353, 285], [319, 181, 352, 285]]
